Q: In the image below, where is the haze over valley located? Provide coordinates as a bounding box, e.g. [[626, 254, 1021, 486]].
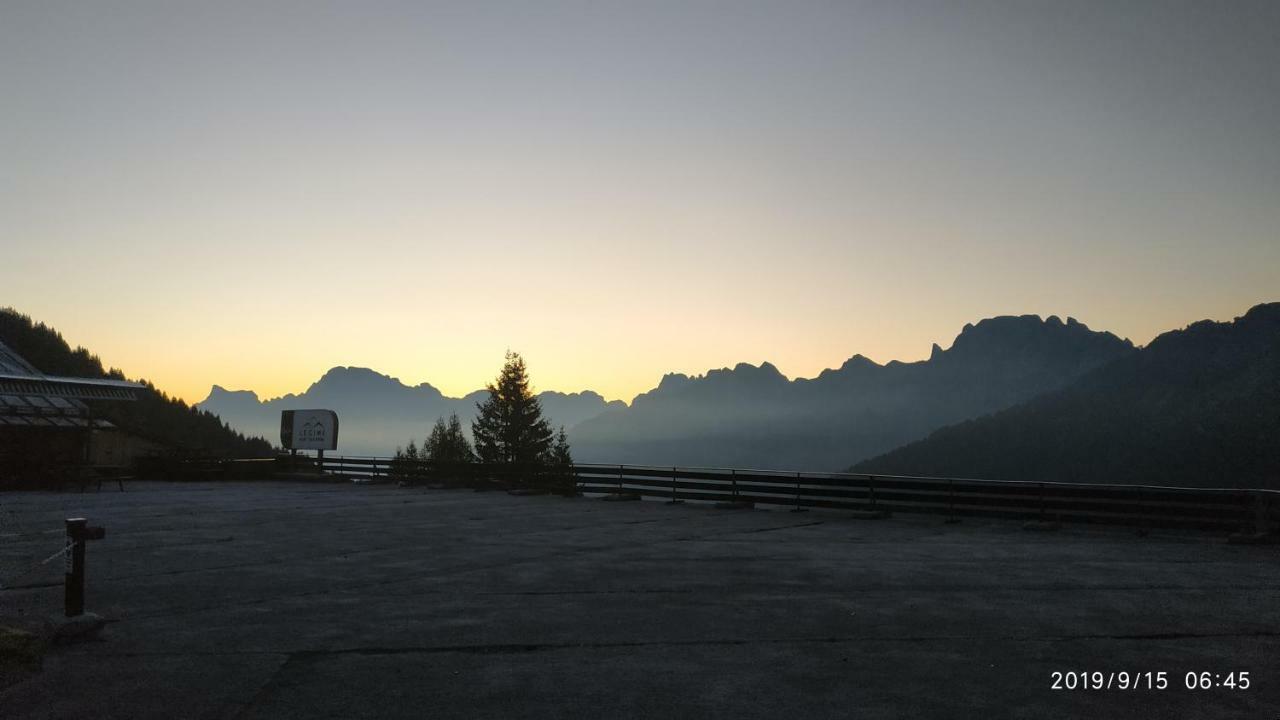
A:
[[198, 310, 1135, 468]]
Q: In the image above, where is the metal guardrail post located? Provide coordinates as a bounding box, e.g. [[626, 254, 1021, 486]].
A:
[[1136, 486, 1149, 536], [64, 518, 85, 616], [64, 517, 105, 617], [1254, 491, 1269, 535], [731, 469, 738, 500], [617, 465, 624, 493], [869, 476, 876, 512], [791, 472, 806, 513], [668, 467, 682, 504], [946, 478, 959, 524]]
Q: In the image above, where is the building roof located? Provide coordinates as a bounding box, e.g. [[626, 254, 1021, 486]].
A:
[[0, 338, 143, 428]]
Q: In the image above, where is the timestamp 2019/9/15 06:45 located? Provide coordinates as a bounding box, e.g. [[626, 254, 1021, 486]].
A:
[[1050, 671, 1251, 691]]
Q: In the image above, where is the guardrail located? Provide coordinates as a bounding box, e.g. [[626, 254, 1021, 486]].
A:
[[571, 464, 1278, 533], [314, 455, 569, 490], [314, 455, 391, 482], [194, 455, 1276, 535]]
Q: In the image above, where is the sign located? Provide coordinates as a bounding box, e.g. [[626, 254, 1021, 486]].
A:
[[280, 409, 339, 451]]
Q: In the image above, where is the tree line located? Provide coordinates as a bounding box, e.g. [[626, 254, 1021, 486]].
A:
[[392, 351, 575, 493], [0, 308, 273, 462]]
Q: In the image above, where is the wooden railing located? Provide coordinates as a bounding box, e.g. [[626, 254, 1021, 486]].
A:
[[172, 455, 1276, 535], [571, 464, 1277, 533]]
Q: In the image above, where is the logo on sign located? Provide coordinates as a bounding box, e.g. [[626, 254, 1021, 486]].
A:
[[300, 417, 327, 443]]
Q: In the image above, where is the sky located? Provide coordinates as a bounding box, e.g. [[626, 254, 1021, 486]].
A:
[[2, 1, 1278, 405]]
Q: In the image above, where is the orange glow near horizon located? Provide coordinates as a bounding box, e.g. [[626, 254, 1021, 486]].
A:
[[10, 288, 1273, 409], [3, 4, 1278, 405]]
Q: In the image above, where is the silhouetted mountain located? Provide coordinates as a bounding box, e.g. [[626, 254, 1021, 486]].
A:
[[198, 369, 623, 456], [853, 303, 1280, 487], [0, 308, 273, 457], [571, 315, 1134, 470]]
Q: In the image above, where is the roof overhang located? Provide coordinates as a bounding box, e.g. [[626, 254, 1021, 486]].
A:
[[0, 374, 143, 401], [0, 338, 144, 430]]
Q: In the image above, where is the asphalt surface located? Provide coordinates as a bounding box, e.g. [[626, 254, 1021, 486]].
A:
[[0, 481, 1276, 719]]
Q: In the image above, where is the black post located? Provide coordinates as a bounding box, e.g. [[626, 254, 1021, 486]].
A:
[[869, 476, 876, 512], [731, 469, 738, 500], [618, 465, 624, 493], [65, 518, 86, 617], [668, 467, 683, 504], [945, 478, 959, 524], [1254, 491, 1269, 536], [1136, 486, 1149, 536], [791, 472, 807, 513], [85, 407, 94, 464]]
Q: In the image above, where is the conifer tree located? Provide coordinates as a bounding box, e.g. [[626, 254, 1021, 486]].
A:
[[543, 425, 576, 494], [425, 413, 475, 471], [389, 439, 432, 483], [472, 351, 554, 468]]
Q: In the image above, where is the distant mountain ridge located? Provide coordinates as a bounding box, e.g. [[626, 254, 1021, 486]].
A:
[[197, 367, 624, 456], [853, 303, 1280, 487], [570, 314, 1135, 470], [199, 313, 1136, 466]]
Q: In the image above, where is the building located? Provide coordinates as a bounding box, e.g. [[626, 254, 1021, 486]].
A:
[[0, 339, 144, 485]]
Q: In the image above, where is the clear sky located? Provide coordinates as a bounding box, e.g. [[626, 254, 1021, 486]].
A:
[[3, 1, 1278, 404]]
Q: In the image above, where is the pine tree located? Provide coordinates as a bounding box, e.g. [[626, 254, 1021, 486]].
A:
[[390, 445, 409, 483], [543, 425, 576, 495], [472, 351, 554, 474], [390, 440, 424, 483], [424, 418, 449, 461], [443, 413, 474, 464], [424, 413, 475, 484]]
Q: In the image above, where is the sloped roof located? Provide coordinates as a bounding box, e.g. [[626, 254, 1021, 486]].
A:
[[0, 338, 142, 427], [0, 339, 42, 375]]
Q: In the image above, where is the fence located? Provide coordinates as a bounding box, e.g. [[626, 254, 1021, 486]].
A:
[[570, 464, 1279, 533], [313, 455, 391, 482], [315, 455, 572, 491], [160, 455, 1278, 535]]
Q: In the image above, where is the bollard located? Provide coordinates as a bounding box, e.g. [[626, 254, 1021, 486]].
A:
[[1136, 486, 1149, 537], [64, 518, 105, 617], [1255, 492, 1269, 536], [791, 472, 807, 513]]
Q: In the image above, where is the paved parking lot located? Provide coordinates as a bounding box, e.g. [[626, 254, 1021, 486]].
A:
[[1, 481, 1277, 719]]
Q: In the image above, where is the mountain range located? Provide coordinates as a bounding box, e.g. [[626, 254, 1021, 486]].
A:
[[198, 367, 623, 456], [569, 315, 1134, 470], [853, 303, 1280, 487], [199, 313, 1135, 468]]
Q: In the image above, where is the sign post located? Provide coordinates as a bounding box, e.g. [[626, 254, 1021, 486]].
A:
[[280, 410, 339, 470]]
